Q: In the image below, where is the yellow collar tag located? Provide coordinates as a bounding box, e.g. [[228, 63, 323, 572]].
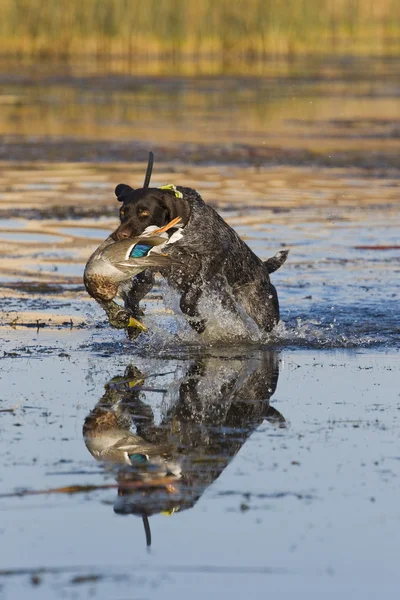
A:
[[160, 507, 180, 516], [158, 184, 183, 199]]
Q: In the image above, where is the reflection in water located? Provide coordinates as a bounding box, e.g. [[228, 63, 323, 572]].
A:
[[83, 352, 284, 546]]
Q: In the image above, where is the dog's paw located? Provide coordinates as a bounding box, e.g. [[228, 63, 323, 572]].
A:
[[188, 318, 207, 334]]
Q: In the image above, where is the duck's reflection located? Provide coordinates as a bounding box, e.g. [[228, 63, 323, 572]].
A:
[[83, 351, 284, 546]]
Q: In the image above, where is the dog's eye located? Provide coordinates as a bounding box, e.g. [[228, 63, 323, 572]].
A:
[[138, 209, 150, 217], [120, 209, 125, 218]]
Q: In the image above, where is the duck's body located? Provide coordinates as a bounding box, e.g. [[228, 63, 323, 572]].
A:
[[83, 217, 182, 331], [84, 233, 172, 302]]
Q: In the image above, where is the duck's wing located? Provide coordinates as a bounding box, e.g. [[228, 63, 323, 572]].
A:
[[100, 236, 167, 263], [85, 235, 116, 265], [114, 254, 175, 273]]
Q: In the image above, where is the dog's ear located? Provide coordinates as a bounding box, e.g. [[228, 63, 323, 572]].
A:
[[115, 183, 134, 201], [160, 191, 191, 225]]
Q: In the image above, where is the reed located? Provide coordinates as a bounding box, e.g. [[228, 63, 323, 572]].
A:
[[0, 0, 399, 58]]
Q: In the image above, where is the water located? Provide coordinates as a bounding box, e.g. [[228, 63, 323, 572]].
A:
[[0, 57, 399, 599], [1, 340, 398, 598], [1, 190, 398, 347]]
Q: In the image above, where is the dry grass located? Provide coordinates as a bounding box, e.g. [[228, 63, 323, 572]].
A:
[[0, 0, 399, 58]]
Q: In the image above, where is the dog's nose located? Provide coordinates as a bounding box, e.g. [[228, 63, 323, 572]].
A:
[[118, 229, 131, 239], [112, 227, 131, 241]]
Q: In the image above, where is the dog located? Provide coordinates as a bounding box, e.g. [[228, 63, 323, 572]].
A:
[[111, 182, 288, 335]]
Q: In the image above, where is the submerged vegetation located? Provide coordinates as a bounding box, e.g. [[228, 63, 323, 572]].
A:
[[0, 0, 399, 59]]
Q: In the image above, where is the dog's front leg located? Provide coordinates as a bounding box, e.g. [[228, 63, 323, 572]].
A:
[[178, 267, 237, 335], [180, 284, 207, 333], [166, 261, 207, 333], [121, 269, 155, 318]]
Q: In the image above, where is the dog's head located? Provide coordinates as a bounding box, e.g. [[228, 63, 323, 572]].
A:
[[112, 184, 191, 240]]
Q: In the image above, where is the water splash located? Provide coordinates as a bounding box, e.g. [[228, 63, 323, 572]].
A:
[[100, 287, 400, 355], [144, 283, 264, 349]]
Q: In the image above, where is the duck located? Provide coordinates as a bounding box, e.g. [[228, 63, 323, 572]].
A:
[[84, 216, 183, 331]]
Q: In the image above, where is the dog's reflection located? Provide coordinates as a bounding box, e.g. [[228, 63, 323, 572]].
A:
[[83, 352, 284, 546]]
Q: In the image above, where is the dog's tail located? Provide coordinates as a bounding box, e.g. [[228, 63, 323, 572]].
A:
[[264, 249, 289, 274]]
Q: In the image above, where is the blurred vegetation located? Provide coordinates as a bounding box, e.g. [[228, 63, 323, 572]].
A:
[[0, 0, 399, 58]]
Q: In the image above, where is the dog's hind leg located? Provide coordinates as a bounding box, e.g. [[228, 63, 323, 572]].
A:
[[233, 279, 280, 333]]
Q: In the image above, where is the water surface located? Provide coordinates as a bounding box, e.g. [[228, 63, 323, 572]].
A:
[[0, 57, 399, 599]]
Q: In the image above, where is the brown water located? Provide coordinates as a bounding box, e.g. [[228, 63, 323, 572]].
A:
[[0, 57, 399, 599]]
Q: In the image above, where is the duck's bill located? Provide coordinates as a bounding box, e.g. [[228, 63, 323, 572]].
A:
[[151, 216, 182, 235]]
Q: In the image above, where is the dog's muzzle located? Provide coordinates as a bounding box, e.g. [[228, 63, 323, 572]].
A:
[[111, 223, 136, 241]]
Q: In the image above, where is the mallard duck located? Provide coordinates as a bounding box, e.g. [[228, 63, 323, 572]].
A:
[[84, 216, 183, 331]]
